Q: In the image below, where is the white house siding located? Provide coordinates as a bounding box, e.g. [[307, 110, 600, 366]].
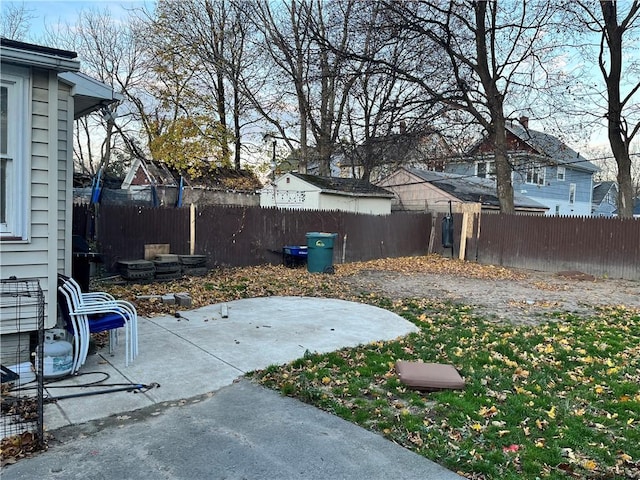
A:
[[261, 174, 391, 215], [57, 82, 72, 278], [317, 193, 391, 215], [260, 175, 322, 210], [0, 69, 66, 333]]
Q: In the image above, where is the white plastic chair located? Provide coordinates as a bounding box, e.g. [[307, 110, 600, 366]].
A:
[[58, 276, 138, 372], [59, 275, 138, 359]]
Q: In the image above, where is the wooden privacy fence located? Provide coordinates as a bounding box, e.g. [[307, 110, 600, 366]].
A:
[[472, 214, 640, 280], [74, 204, 432, 272], [73, 205, 639, 280]]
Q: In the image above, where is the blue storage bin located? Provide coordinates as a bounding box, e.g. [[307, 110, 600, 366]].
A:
[[283, 246, 308, 257]]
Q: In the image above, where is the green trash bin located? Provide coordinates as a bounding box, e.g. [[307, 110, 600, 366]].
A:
[[306, 232, 338, 273]]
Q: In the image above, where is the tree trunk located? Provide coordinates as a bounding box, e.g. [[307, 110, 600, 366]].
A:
[[492, 120, 515, 214], [474, 1, 515, 214], [216, 71, 230, 163], [601, 0, 637, 218], [233, 83, 241, 170]]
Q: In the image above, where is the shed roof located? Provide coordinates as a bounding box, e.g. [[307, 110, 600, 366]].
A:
[[289, 173, 394, 198], [403, 168, 548, 211]]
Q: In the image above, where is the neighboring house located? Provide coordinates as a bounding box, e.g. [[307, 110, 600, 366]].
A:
[[335, 124, 452, 183], [592, 181, 618, 217], [1, 38, 119, 358], [120, 157, 178, 205], [120, 159, 262, 207], [260, 172, 394, 215], [613, 197, 640, 218], [377, 167, 548, 214], [445, 117, 598, 216]]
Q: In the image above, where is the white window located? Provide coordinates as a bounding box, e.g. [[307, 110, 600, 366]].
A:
[[475, 160, 495, 179], [525, 164, 545, 186], [569, 183, 576, 204], [1, 72, 28, 239], [557, 166, 565, 181]]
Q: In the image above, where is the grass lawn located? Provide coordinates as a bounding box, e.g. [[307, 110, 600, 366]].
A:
[[105, 259, 639, 479], [252, 297, 639, 479]]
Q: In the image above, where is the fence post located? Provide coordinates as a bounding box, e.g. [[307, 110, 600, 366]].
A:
[[190, 203, 196, 255], [459, 203, 481, 261], [459, 212, 469, 260]]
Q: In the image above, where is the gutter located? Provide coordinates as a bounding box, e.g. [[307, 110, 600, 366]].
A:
[[320, 189, 395, 199], [0, 45, 80, 72]]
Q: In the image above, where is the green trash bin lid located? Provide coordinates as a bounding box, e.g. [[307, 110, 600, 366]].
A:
[[306, 232, 337, 249], [305, 232, 337, 237]]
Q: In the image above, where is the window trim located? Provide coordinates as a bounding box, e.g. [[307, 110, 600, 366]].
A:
[[557, 166, 566, 181], [1, 68, 30, 240], [475, 160, 495, 179], [525, 163, 546, 186], [569, 183, 576, 205]]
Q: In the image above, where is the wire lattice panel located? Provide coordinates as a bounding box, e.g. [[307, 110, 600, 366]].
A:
[[1, 278, 44, 448]]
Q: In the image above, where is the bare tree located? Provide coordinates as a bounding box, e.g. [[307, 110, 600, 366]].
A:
[[363, 1, 561, 213], [151, 0, 259, 170], [44, 7, 152, 177], [245, 0, 322, 174], [337, 0, 454, 182], [0, 2, 34, 40], [567, 1, 640, 218], [245, 0, 361, 176]]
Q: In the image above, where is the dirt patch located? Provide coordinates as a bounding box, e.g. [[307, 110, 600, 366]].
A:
[[341, 268, 640, 325]]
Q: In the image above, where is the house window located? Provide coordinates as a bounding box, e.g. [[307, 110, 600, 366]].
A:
[[569, 183, 576, 204], [557, 166, 565, 181], [555, 205, 560, 215], [475, 161, 495, 179], [525, 163, 545, 186], [1, 72, 28, 239]]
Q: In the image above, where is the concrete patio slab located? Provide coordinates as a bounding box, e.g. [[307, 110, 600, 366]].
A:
[[42, 296, 417, 431], [5, 296, 466, 479]]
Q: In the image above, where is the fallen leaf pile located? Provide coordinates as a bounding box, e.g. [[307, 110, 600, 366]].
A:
[[532, 281, 570, 292], [0, 389, 44, 467], [100, 264, 351, 318], [335, 255, 527, 280], [98, 255, 527, 318], [0, 431, 43, 467]]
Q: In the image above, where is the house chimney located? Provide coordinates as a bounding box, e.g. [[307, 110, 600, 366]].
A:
[[519, 116, 529, 129], [399, 120, 407, 134]]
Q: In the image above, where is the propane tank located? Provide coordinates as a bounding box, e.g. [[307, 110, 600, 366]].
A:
[[41, 330, 73, 378]]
